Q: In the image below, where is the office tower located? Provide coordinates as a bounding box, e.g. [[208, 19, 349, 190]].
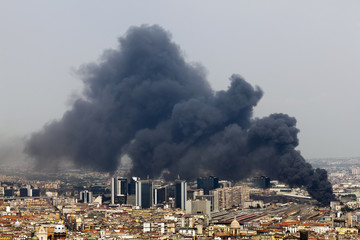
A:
[[4, 189, 13, 197], [168, 184, 175, 198], [154, 186, 168, 205], [19, 185, 34, 197], [80, 191, 85, 202], [254, 176, 271, 189], [20, 188, 28, 197], [88, 191, 93, 203], [175, 180, 187, 210], [80, 190, 93, 203], [32, 188, 40, 197], [197, 176, 219, 195], [136, 180, 153, 208], [111, 177, 128, 205], [128, 177, 138, 195]]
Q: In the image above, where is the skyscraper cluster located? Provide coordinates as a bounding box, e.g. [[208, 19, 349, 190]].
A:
[[109, 175, 252, 212]]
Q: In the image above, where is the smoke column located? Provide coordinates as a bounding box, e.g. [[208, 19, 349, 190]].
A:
[[25, 25, 334, 205]]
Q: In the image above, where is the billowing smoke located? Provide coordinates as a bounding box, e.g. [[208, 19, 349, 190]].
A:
[[25, 25, 334, 205]]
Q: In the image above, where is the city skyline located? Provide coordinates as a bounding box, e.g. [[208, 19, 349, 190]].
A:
[[1, 2, 360, 238]]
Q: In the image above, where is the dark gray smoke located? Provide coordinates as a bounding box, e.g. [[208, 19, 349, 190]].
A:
[[25, 25, 334, 205]]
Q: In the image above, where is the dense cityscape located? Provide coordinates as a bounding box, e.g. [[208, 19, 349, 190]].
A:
[[0, 157, 360, 239], [1, 2, 359, 240]]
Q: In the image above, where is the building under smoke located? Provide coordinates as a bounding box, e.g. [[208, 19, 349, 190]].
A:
[[175, 180, 187, 210], [25, 25, 334, 205], [210, 185, 250, 211], [254, 176, 271, 189], [197, 176, 219, 195], [111, 177, 127, 205], [136, 180, 153, 209]]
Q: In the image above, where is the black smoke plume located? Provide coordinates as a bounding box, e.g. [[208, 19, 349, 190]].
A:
[[25, 25, 334, 205]]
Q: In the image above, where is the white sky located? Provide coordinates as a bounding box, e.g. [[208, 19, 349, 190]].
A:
[[1, 1, 360, 159]]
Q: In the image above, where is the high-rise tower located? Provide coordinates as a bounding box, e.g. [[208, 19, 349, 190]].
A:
[[135, 180, 153, 208], [197, 176, 219, 195], [80, 190, 93, 203], [111, 177, 128, 204], [175, 180, 187, 210]]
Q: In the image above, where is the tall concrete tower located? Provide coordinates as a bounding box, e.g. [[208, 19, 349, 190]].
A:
[[175, 180, 187, 210], [136, 180, 153, 208], [111, 177, 128, 204]]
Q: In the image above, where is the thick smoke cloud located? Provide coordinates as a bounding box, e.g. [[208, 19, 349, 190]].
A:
[[25, 25, 334, 205]]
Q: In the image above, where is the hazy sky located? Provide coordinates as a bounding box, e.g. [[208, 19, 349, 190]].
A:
[[1, 1, 360, 160]]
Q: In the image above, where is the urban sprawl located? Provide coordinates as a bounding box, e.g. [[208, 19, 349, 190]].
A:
[[1, 158, 360, 239]]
